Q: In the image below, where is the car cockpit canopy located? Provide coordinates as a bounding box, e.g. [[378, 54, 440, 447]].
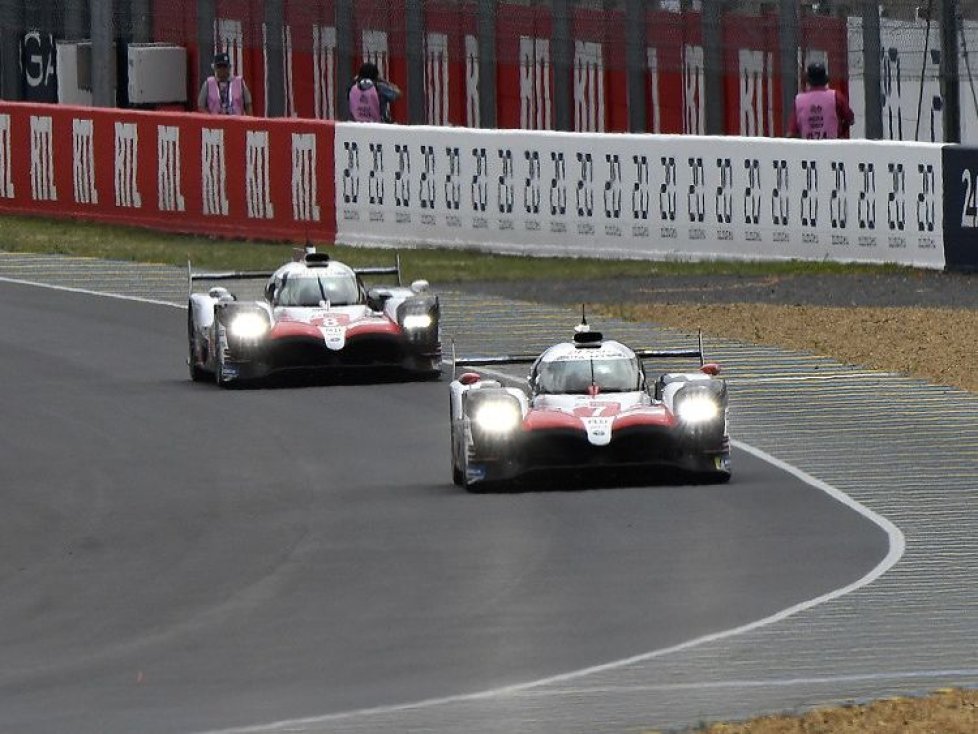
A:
[[534, 355, 641, 395], [273, 272, 363, 307]]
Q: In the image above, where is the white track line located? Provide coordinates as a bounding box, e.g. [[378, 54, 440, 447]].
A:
[[0, 275, 186, 308], [728, 372, 899, 383], [508, 667, 978, 697]]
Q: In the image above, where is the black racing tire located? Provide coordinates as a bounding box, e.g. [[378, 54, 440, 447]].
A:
[[214, 338, 232, 388], [451, 429, 464, 486], [465, 478, 506, 494], [697, 471, 732, 485], [188, 310, 209, 383]]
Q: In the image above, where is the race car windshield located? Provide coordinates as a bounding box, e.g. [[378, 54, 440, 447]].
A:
[[536, 357, 640, 394], [276, 275, 361, 307]]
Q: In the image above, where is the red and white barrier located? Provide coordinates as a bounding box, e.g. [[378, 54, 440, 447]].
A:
[[0, 102, 336, 243]]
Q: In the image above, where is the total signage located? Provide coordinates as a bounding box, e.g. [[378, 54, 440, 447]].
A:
[[335, 124, 945, 269]]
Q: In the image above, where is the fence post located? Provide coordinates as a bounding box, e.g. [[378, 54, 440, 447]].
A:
[[0, 0, 24, 100], [197, 0, 216, 106], [702, 0, 725, 135], [778, 0, 799, 136], [406, 0, 425, 124], [91, 0, 115, 107], [264, 0, 285, 117], [63, 0, 85, 41], [861, 0, 882, 139], [552, 0, 572, 130], [477, 0, 497, 128], [941, 0, 961, 143], [129, 0, 152, 43], [625, 0, 647, 132], [335, 0, 353, 121]]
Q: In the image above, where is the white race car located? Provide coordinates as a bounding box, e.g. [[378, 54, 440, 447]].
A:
[[449, 322, 731, 491], [187, 248, 441, 386]]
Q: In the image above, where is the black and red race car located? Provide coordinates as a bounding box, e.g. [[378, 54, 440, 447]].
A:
[[187, 248, 441, 386], [449, 322, 730, 490]]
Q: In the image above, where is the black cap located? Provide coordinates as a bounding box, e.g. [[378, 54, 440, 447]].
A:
[[213, 52, 231, 67], [806, 61, 828, 86], [357, 62, 379, 81]]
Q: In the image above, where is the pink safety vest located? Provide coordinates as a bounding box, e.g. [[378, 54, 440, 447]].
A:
[[206, 76, 245, 115], [349, 80, 382, 122], [794, 88, 840, 139]]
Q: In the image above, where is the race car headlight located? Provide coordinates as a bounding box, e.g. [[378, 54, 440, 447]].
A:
[[402, 313, 433, 330], [473, 400, 522, 434], [676, 395, 720, 424], [229, 312, 269, 340]]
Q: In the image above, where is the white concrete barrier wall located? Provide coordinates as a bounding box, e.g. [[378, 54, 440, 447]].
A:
[[335, 124, 945, 269]]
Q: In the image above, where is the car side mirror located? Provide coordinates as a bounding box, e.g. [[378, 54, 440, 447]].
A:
[[458, 372, 481, 385]]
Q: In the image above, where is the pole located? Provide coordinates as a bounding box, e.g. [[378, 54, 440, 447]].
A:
[[90, 0, 115, 107], [552, 0, 572, 130], [778, 0, 799, 136], [0, 0, 25, 100], [702, 0, 725, 135], [335, 0, 353, 120], [941, 0, 961, 142], [197, 0, 216, 106], [477, 0, 496, 127], [406, 0, 425, 124], [862, 0, 882, 139], [264, 0, 284, 116], [625, 0, 647, 132]]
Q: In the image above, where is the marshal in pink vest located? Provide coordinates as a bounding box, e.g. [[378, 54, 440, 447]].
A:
[[206, 77, 245, 115], [349, 80, 382, 122], [794, 88, 840, 139]]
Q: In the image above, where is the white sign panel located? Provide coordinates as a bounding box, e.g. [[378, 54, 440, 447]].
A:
[[335, 124, 945, 269]]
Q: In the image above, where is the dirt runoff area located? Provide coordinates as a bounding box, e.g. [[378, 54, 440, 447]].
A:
[[472, 271, 978, 393], [601, 301, 978, 393], [670, 687, 978, 733]]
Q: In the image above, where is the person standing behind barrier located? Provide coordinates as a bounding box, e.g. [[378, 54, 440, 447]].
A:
[[788, 62, 854, 139], [347, 62, 401, 123], [197, 52, 253, 116]]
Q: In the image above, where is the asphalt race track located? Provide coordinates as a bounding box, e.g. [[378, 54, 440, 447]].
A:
[[0, 278, 895, 734]]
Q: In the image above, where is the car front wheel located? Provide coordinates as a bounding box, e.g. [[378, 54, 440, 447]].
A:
[[188, 312, 209, 382]]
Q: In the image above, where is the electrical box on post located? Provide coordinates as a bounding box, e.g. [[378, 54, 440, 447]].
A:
[[127, 43, 187, 104]]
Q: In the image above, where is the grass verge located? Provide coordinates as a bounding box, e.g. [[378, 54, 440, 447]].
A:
[[0, 213, 918, 282]]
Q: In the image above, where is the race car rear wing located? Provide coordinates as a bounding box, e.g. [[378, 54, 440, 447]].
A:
[[449, 354, 536, 383], [454, 331, 707, 369], [454, 355, 539, 368], [634, 331, 706, 367], [352, 253, 402, 286], [187, 252, 402, 295]]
